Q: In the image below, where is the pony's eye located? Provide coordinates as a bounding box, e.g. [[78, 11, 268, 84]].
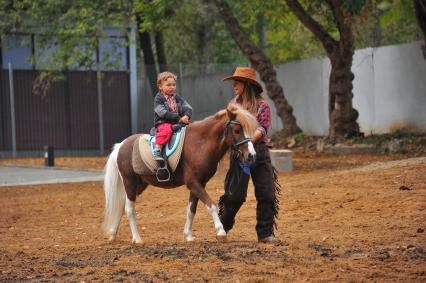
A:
[[234, 129, 241, 135]]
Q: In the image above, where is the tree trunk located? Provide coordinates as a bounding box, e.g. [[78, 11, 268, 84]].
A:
[[137, 26, 158, 97], [139, 31, 158, 97], [212, 0, 302, 137], [328, 9, 360, 139], [328, 53, 359, 138], [372, 8, 383, 47], [286, 0, 360, 139], [256, 14, 266, 51], [197, 23, 211, 74], [414, 0, 426, 58], [154, 32, 167, 72]]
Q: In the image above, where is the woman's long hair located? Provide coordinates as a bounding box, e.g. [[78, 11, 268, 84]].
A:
[[241, 81, 262, 116]]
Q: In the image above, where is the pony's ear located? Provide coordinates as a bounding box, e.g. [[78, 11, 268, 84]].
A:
[[226, 104, 236, 120]]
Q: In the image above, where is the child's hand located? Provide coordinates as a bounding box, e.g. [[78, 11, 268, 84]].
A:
[[179, 115, 190, 124]]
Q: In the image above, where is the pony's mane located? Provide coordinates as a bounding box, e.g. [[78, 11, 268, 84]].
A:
[[231, 105, 259, 137], [213, 105, 259, 138]]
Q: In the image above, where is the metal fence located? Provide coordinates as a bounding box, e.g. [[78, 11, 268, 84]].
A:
[[4, 41, 423, 158], [0, 69, 131, 158]]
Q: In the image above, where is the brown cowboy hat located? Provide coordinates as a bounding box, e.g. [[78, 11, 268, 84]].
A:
[[223, 67, 263, 94]]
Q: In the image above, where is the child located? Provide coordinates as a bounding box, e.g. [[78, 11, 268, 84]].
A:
[[153, 71, 192, 161]]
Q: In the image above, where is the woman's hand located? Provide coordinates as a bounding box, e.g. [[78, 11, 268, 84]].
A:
[[179, 115, 190, 124], [253, 129, 263, 142]]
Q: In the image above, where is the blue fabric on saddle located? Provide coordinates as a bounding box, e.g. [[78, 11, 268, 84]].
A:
[[146, 126, 186, 157]]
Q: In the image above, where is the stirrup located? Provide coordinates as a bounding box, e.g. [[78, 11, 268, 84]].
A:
[[156, 163, 170, 182]]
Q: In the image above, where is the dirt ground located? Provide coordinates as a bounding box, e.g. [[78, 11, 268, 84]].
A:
[[0, 150, 425, 282]]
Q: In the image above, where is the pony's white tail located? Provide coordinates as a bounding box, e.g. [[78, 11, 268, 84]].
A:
[[102, 142, 126, 239]]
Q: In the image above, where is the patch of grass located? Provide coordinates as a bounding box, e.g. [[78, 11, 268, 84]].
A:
[[294, 133, 305, 143], [361, 134, 393, 145], [359, 131, 422, 146]]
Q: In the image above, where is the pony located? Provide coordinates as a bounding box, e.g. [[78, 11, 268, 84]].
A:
[[102, 104, 259, 244]]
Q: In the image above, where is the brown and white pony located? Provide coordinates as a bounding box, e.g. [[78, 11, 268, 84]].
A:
[[103, 104, 259, 244]]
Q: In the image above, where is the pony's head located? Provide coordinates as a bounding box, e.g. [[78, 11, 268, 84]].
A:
[[225, 104, 258, 166]]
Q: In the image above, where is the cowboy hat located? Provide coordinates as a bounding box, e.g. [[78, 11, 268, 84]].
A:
[[223, 67, 263, 94]]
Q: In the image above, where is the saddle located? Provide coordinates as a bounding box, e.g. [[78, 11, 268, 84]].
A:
[[132, 126, 186, 182]]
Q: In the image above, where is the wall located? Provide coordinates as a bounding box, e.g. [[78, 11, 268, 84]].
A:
[[273, 41, 426, 136]]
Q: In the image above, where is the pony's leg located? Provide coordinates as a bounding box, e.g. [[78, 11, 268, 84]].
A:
[[123, 180, 147, 244], [183, 193, 198, 242], [208, 205, 228, 242], [186, 180, 227, 242], [125, 197, 143, 244]]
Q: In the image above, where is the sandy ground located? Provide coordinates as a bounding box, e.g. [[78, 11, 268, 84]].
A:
[[0, 151, 425, 282]]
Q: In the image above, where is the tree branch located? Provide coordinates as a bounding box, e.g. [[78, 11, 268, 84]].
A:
[[327, 0, 353, 43], [211, 0, 302, 135], [212, 0, 266, 69], [286, 0, 337, 53]]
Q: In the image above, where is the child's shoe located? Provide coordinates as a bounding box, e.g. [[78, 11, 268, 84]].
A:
[[153, 149, 164, 161]]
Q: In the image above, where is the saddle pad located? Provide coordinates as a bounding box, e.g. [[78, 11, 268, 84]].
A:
[[147, 126, 186, 157], [131, 128, 186, 175]]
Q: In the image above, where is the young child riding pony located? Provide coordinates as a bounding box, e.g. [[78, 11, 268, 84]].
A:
[[153, 71, 193, 161]]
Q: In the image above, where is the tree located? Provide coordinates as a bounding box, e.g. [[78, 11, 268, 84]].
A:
[[0, 0, 175, 97], [0, 0, 134, 88], [363, 0, 422, 50], [134, 0, 175, 96], [286, 0, 364, 139], [137, 28, 159, 97], [414, 0, 426, 58], [211, 0, 302, 137]]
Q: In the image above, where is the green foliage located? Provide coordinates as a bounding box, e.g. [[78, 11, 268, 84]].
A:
[[352, 129, 420, 145], [0, 0, 132, 71], [353, 0, 421, 48], [0, 0, 421, 70], [342, 0, 367, 15], [294, 132, 305, 143], [134, 0, 174, 31], [377, 0, 413, 27], [160, 0, 247, 64]]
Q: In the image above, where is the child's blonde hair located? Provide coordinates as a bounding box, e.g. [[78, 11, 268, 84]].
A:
[[157, 71, 177, 85]]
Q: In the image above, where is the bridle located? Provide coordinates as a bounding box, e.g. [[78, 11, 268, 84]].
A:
[[224, 120, 252, 155]]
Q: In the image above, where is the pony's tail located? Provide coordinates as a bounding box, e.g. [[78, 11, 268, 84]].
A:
[[102, 142, 126, 239]]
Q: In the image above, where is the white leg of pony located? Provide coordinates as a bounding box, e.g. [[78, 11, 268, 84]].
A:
[[103, 143, 126, 241], [125, 198, 143, 244], [207, 204, 227, 242], [183, 202, 195, 242]]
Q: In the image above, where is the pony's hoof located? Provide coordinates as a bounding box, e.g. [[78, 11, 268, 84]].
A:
[[216, 234, 228, 243], [107, 235, 116, 242], [184, 235, 195, 242], [132, 238, 144, 245]]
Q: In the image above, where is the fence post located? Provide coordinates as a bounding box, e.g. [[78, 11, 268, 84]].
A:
[[8, 63, 16, 158], [96, 49, 105, 155], [129, 23, 138, 134], [179, 63, 183, 95], [43, 145, 54, 166]]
